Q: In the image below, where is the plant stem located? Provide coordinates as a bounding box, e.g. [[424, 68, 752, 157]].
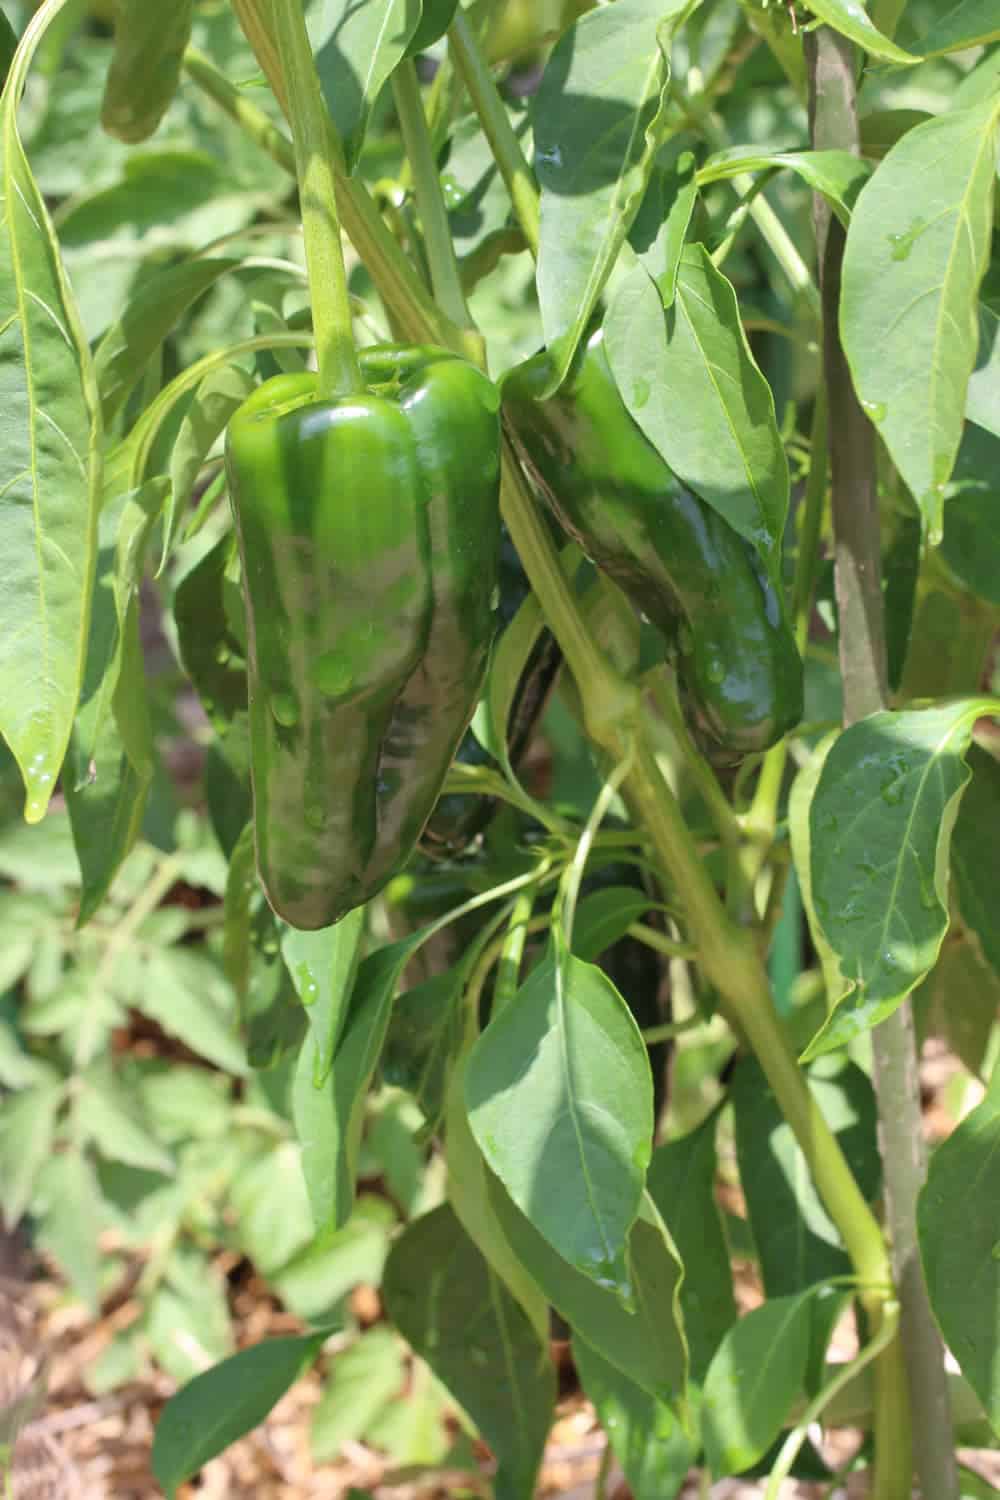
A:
[[391, 59, 472, 330], [270, 0, 361, 398], [805, 25, 954, 1500], [447, 9, 541, 258]]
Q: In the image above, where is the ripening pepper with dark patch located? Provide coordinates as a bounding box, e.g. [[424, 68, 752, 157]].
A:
[[501, 328, 803, 757], [224, 344, 502, 930]]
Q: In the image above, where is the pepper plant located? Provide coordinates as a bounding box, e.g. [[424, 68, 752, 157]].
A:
[[0, 1, 999, 1497]]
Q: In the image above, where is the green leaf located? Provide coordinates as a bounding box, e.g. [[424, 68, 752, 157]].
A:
[[384, 1204, 556, 1500], [702, 1291, 814, 1478], [647, 1110, 736, 1379], [223, 821, 256, 1002], [533, 0, 692, 393], [696, 148, 871, 226], [382, 967, 466, 1132], [281, 907, 365, 1085], [952, 744, 1000, 979], [911, 1, 1000, 57], [465, 946, 653, 1292], [573, 1336, 696, 1500], [152, 1329, 328, 1498], [802, 0, 919, 62], [78, 1068, 174, 1176], [916, 935, 1000, 1080], [940, 425, 1000, 606], [32, 1150, 103, 1310], [0, 0, 103, 822], [571, 886, 657, 963], [173, 529, 249, 732], [273, 1196, 394, 1323], [919, 1065, 1000, 1433], [310, 0, 422, 173], [604, 246, 789, 572], [229, 1143, 315, 1277], [488, 1176, 687, 1404], [968, 303, 1000, 441], [141, 949, 248, 1074], [291, 934, 419, 1232], [145, 1248, 233, 1384], [0, 1081, 61, 1229], [162, 362, 255, 564], [310, 1328, 405, 1463], [806, 701, 991, 1056], [100, 0, 194, 144], [840, 93, 1000, 536]]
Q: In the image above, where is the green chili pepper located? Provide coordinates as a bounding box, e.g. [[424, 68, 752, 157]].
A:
[[225, 345, 501, 930], [501, 328, 803, 756]]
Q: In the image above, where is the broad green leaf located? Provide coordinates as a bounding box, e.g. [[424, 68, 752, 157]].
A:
[[162, 362, 255, 564], [912, 1, 1000, 57], [916, 935, 1000, 1080], [291, 933, 422, 1232], [574, 1337, 696, 1500], [310, 0, 422, 173], [100, 0, 193, 143], [152, 1330, 328, 1498], [806, 702, 993, 1056], [489, 1176, 687, 1404], [696, 148, 871, 226], [840, 94, 1000, 536], [952, 744, 1000, 979], [604, 246, 789, 571], [533, 0, 692, 394], [0, 1082, 61, 1229], [142, 949, 249, 1074], [384, 1204, 556, 1500], [465, 946, 653, 1292], [32, 1150, 103, 1310], [702, 1291, 814, 1478], [0, 0, 103, 820], [281, 907, 365, 1085], [647, 1110, 736, 1379], [572, 886, 657, 963], [310, 1328, 405, 1463], [802, 0, 919, 62], [919, 1065, 1000, 1432], [66, 602, 154, 925], [968, 303, 1000, 441]]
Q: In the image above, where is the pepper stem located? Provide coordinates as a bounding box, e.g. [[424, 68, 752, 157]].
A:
[[271, 0, 363, 399]]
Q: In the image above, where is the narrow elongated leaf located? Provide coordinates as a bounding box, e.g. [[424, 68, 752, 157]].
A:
[[152, 1330, 328, 1498], [913, 1, 1000, 57], [533, 0, 692, 393], [282, 908, 365, 1085], [702, 1292, 814, 1478], [952, 744, 1000, 980], [840, 94, 1000, 536], [384, 1205, 556, 1500], [489, 1176, 687, 1403], [574, 1336, 696, 1500], [100, 0, 193, 143], [465, 946, 653, 1292], [968, 302, 1000, 440], [604, 246, 789, 571], [696, 148, 870, 226], [93, 257, 241, 425], [310, 0, 421, 173], [647, 1111, 735, 1379], [919, 1066, 1000, 1431], [803, 0, 919, 61], [807, 701, 993, 1055], [0, 0, 103, 820]]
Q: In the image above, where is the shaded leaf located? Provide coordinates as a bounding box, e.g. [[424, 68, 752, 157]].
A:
[[100, 0, 194, 144], [967, 303, 1000, 440], [574, 1336, 696, 1500], [382, 968, 466, 1132], [941, 423, 1000, 605], [912, 1, 1000, 57], [840, 94, 1000, 535], [952, 744, 1000, 979], [916, 935, 1000, 1080], [384, 1204, 556, 1500], [152, 1330, 328, 1497], [310, 0, 422, 173], [572, 886, 657, 963]]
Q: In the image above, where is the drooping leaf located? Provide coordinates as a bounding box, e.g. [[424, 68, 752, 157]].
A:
[[806, 701, 993, 1055], [100, 0, 194, 143], [647, 1110, 736, 1379], [911, 1, 1000, 57], [0, 0, 103, 820], [802, 0, 919, 62], [152, 1330, 328, 1498], [488, 1176, 687, 1404], [281, 908, 365, 1085], [696, 147, 871, 226], [701, 1292, 814, 1478], [951, 744, 1000, 980], [919, 1065, 1000, 1433], [574, 1336, 696, 1500], [465, 945, 653, 1292], [533, 0, 693, 393], [840, 93, 1000, 536], [384, 1204, 556, 1500], [310, 0, 422, 173], [604, 246, 789, 572]]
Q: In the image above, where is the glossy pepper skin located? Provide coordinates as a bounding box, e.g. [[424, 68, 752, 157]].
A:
[[501, 328, 803, 756], [421, 528, 562, 855], [225, 346, 501, 930]]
